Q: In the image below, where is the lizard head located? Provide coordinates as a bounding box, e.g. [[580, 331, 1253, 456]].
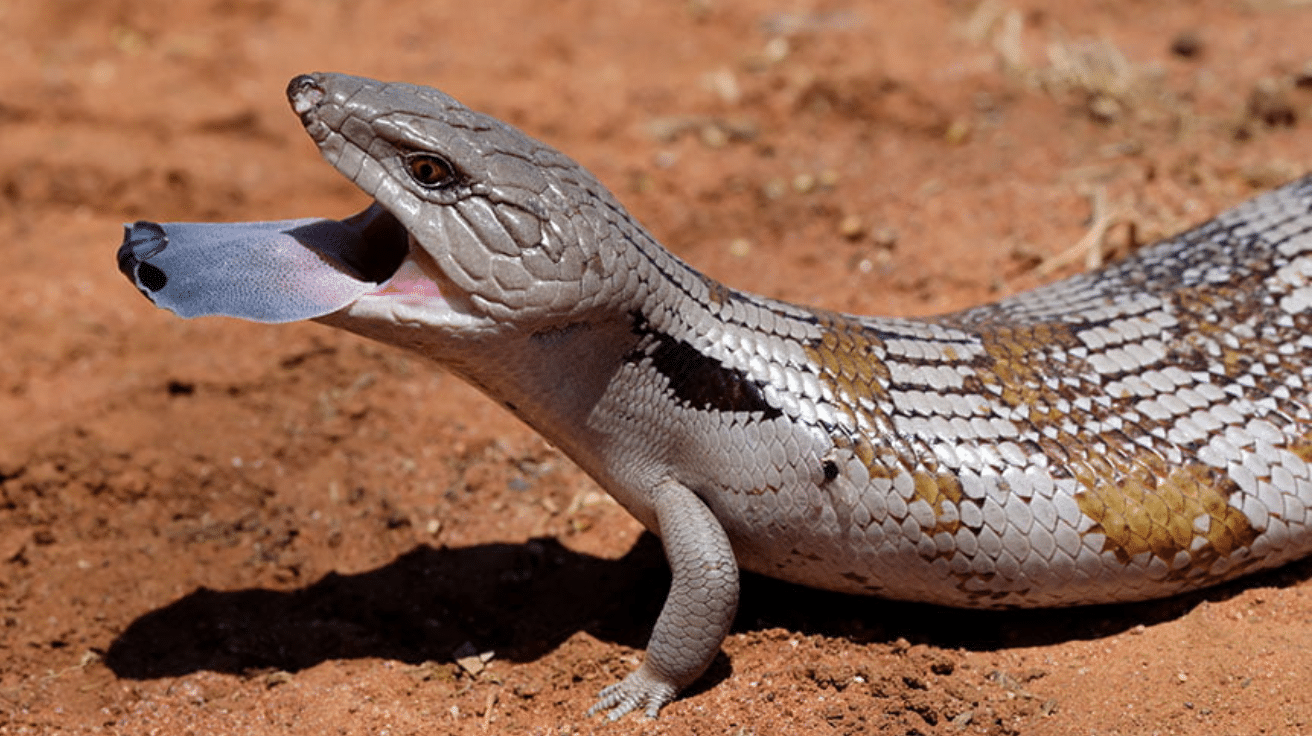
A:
[[119, 73, 648, 358], [285, 72, 639, 348]]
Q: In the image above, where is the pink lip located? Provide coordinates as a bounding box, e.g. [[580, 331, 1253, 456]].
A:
[[371, 258, 445, 300]]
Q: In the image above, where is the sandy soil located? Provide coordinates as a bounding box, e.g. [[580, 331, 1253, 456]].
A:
[[3, 1, 1312, 734]]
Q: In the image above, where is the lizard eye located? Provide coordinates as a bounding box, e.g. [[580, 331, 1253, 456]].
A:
[[405, 153, 455, 188]]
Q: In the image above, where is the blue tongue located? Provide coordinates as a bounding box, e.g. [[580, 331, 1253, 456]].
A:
[[117, 203, 408, 323]]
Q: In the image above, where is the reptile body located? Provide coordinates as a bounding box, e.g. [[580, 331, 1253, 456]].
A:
[[116, 73, 1312, 718]]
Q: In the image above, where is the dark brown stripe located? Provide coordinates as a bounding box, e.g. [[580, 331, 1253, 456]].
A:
[[627, 312, 782, 418]]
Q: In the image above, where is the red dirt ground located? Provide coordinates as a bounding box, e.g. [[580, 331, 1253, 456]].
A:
[[4, 1, 1312, 734]]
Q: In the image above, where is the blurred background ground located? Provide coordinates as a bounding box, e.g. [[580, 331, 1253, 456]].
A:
[[2, 1, 1312, 733]]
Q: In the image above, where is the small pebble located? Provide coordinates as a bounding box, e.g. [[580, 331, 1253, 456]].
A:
[[763, 37, 790, 64], [703, 68, 741, 105], [264, 671, 293, 688], [945, 118, 971, 145], [838, 214, 865, 241], [1088, 94, 1122, 123], [1248, 78, 1296, 127], [700, 124, 729, 149], [872, 226, 899, 249]]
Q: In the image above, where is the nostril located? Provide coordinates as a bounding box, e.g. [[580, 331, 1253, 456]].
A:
[[287, 74, 325, 115]]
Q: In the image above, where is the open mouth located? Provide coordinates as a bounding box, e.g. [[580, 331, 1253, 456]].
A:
[[117, 203, 436, 323]]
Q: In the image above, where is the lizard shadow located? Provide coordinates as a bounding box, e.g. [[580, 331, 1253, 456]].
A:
[[104, 531, 1312, 683], [104, 535, 671, 679]]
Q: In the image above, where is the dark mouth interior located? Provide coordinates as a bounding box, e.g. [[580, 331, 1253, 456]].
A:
[[287, 205, 411, 284]]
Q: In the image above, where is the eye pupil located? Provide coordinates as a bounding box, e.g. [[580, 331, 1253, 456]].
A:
[[407, 154, 452, 187]]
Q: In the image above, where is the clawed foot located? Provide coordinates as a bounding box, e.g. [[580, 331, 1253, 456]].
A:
[[586, 668, 678, 720], [585, 483, 739, 720]]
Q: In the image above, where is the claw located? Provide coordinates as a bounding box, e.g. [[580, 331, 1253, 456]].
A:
[[586, 669, 677, 720]]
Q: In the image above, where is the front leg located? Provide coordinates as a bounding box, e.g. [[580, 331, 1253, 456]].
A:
[[587, 480, 740, 719]]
